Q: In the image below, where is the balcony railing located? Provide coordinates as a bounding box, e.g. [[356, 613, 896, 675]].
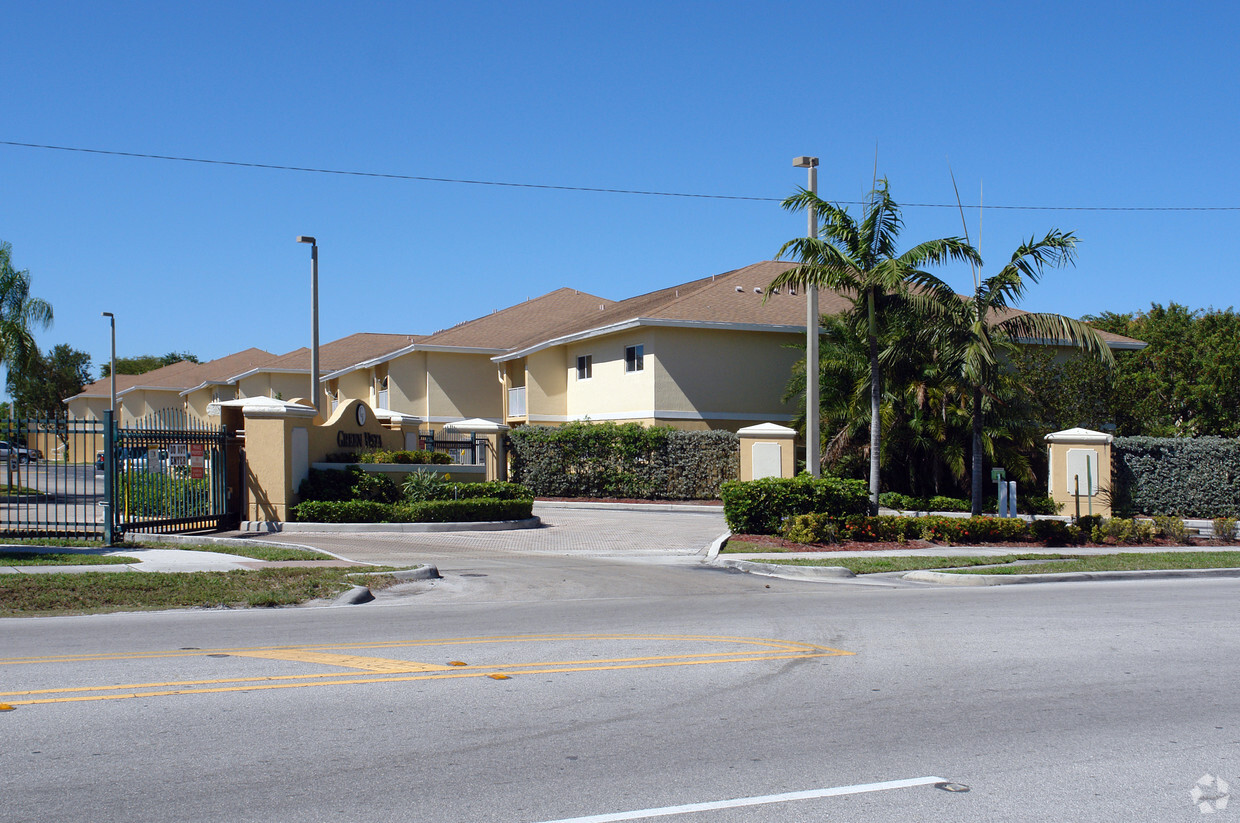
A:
[[507, 386, 527, 418]]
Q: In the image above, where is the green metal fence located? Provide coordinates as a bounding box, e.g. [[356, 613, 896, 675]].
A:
[[0, 411, 233, 542], [116, 410, 229, 536], [0, 416, 108, 539]]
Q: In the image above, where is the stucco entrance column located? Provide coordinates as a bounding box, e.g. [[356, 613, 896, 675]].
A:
[[738, 423, 798, 481], [443, 418, 511, 482], [1044, 427, 1114, 518]]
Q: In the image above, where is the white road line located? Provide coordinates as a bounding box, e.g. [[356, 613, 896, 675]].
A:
[[530, 776, 948, 822]]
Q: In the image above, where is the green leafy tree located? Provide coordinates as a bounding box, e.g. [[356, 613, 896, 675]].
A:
[[768, 180, 981, 513], [919, 230, 1114, 514], [7, 344, 93, 419], [0, 241, 54, 413], [101, 350, 198, 377]]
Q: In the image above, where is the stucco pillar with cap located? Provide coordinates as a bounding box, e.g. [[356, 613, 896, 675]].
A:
[[443, 418, 510, 481], [1044, 427, 1113, 517], [738, 423, 798, 481]]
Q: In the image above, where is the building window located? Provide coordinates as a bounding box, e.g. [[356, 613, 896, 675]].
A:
[[376, 375, 389, 409], [625, 344, 644, 373], [576, 354, 592, 380]]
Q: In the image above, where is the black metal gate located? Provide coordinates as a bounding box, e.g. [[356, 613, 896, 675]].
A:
[[115, 410, 230, 536], [0, 411, 234, 542], [0, 416, 109, 539]]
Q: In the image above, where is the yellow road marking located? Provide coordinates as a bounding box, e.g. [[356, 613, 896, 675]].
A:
[[0, 634, 855, 707], [0, 633, 828, 666], [226, 650, 454, 673]]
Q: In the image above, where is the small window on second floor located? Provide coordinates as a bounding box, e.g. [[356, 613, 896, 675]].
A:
[[625, 344, 644, 373], [576, 354, 592, 380]]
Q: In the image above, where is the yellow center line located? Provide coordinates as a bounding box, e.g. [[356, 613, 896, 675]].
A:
[[5, 651, 851, 706], [0, 633, 835, 666]]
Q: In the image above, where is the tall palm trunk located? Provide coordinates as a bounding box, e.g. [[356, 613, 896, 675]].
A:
[[971, 384, 984, 516], [868, 289, 880, 515]]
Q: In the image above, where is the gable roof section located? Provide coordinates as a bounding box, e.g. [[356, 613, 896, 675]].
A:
[[419, 288, 615, 349], [228, 333, 423, 382], [493, 260, 1144, 360]]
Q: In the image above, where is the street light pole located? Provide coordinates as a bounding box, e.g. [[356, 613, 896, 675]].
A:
[[793, 156, 820, 477], [101, 312, 116, 414], [296, 236, 320, 413]]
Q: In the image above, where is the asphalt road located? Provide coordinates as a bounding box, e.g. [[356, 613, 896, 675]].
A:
[[3, 556, 1237, 823]]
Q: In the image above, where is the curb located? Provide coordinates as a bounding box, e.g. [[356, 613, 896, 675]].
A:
[[703, 530, 731, 562], [903, 567, 1240, 586], [715, 558, 855, 580], [333, 585, 376, 606], [240, 516, 542, 534]]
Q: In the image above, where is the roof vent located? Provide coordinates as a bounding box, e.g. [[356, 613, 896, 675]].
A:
[[770, 288, 779, 295], [790, 287, 797, 295], [735, 286, 743, 293], [753, 287, 762, 294]]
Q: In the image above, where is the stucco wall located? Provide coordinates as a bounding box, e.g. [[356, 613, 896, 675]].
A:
[[426, 351, 503, 422], [565, 333, 654, 419], [651, 327, 800, 424], [526, 348, 568, 422], [387, 351, 428, 418]]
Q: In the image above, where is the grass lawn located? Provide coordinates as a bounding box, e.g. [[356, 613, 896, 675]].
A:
[[0, 551, 137, 566], [751, 551, 1240, 576], [0, 567, 402, 616]]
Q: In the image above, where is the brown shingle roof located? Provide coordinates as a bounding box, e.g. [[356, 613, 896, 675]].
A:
[[252, 333, 423, 374], [494, 260, 1144, 355], [419, 288, 614, 349]]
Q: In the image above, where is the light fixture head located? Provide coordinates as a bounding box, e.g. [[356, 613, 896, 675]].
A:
[[296, 235, 316, 245], [792, 156, 819, 168], [101, 311, 114, 318]]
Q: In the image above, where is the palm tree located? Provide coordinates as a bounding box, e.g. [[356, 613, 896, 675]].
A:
[[0, 241, 54, 417], [919, 230, 1114, 515], [768, 180, 981, 514]]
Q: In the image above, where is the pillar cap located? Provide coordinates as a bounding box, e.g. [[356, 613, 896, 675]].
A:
[[1044, 427, 1113, 444], [738, 422, 798, 438]]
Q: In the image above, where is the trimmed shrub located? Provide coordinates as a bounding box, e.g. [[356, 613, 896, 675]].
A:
[[290, 500, 393, 523], [1151, 514, 1189, 543], [1213, 516, 1238, 542], [297, 466, 399, 504], [1030, 519, 1081, 547], [290, 497, 533, 524], [507, 422, 738, 500], [1113, 436, 1240, 517], [721, 475, 870, 534], [402, 468, 448, 502], [358, 449, 452, 465], [392, 498, 534, 523]]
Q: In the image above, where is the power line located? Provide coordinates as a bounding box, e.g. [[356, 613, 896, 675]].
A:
[[4, 139, 1239, 212]]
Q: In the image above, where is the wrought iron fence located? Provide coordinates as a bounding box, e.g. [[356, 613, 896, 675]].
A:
[[420, 430, 481, 465], [116, 410, 229, 535], [0, 416, 108, 539]]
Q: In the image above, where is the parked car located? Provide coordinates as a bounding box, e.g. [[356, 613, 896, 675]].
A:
[[96, 446, 169, 473], [0, 440, 40, 464]]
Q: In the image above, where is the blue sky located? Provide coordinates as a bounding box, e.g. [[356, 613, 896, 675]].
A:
[[3, 1, 1237, 385]]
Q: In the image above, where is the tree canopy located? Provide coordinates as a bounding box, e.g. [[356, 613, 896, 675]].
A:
[[100, 351, 199, 378], [7, 344, 93, 418]]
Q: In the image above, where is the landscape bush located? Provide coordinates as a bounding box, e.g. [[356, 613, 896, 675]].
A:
[[1113, 436, 1240, 517], [357, 449, 452, 465], [1212, 516, 1238, 541], [290, 497, 533, 524], [507, 422, 738, 500], [721, 475, 870, 535], [779, 513, 1073, 545], [119, 472, 211, 518], [298, 467, 400, 503]]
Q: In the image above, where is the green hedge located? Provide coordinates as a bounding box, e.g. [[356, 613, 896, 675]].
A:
[[507, 422, 738, 500], [720, 476, 869, 535], [290, 497, 534, 524], [1113, 436, 1240, 517], [120, 472, 211, 518], [780, 513, 1085, 546]]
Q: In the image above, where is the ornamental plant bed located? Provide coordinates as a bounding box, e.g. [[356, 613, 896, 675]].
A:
[[727, 534, 938, 553]]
